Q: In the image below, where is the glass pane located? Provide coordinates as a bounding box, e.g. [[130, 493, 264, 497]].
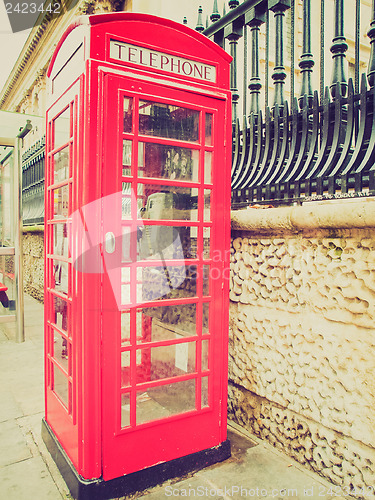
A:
[[123, 98, 133, 133], [122, 182, 132, 219], [121, 393, 131, 428], [122, 227, 133, 263], [136, 378, 196, 424], [203, 227, 210, 259], [53, 364, 69, 408], [138, 142, 199, 182], [138, 225, 197, 260], [121, 351, 131, 387], [53, 260, 69, 295], [122, 140, 132, 176], [53, 147, 69, 183], [138, 265, 197, 303], [1, 151, 14, 245], [121, 284, 131, 304], [53, 296, 68, 331], [53, 185, 69, 219], [138, 184, 198, 221], [54, 107, 70, 149], [202, 376, 209, 408], [135, 342, 195, 384], [204, 151, 212, 184], [202, 339, 209, 371], [203, 303, 209, 334], [205, 114, 212, 146], [121, 310, 131, 346], [139, 101, 199, 142], [121, 267, 130, 282], [137, 304, 197, 342], [204, 190, 211, 221], [53, 330, 69, 372], [202, 265, 210, 296], [53, 223, 69, 257]]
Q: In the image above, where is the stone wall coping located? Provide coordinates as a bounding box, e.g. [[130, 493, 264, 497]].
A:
[[231, 198, 375, 232], [23, 225, 44, 233]]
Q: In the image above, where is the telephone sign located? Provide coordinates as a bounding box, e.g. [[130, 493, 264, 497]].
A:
[[109, 40, 217, 82], [42, 12, 232, 499]]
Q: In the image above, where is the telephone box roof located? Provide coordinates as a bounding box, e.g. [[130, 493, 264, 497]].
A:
[[47, 12, 232, 88]]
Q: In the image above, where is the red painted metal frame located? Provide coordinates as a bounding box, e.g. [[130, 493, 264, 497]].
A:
[[45, 80, 82, 469], [45, 12, 232, 482]]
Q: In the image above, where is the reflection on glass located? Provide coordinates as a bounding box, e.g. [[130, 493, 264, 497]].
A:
[[202, 376, 209, 408], [122, 182, 132, 219], [123, 98, 133, 133], [53, 185, 69, 219], [53, 296, 68, 331], [135, 342, 196, 384], [53, 330, 69, 372], [203, 227, 210, 259], [54, 107, 70, 149], [136, 378, 196, 424], [204, 190, 211, 221], [121, 351, 131, 386], [202, 339, 209, 371], [138, 185, 198, 221], [53, 364, 69, 408], [54, 147, 69, 183], [138, 265, 197, 302], [139, 101, 199, 142], [121, 393, 131, 428], [138, 225, 196, 260], [203, 303, 209, 333], [53, 223, 69, 257], [138, 142, 199, 181], [205, 114, 212, 145], [53, 260, 68, 295], [123, 140, 132, 176], [137, 304, 197, 341], [204, 151, 212, 184], [203, 265, 210, 296]]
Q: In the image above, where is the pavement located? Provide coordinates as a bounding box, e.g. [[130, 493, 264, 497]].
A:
[[0, 294, 346, 500]]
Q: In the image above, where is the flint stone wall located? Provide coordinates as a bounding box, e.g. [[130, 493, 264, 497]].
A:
[[229, 199, 375, 495], [23, 227, 44, 301]]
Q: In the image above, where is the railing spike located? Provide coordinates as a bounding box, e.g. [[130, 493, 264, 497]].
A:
[[224, 16, 243, 122], [367, 0, 375, 87], [195, 6, 205, 32], [183, 17, 188, 25], [299, 0, 314, 106], [246, 7, 266, 115], [229, 0, 239, 9], [330, 0, 348, 97], [210, 0, 221, 23], [270, 1, 290, 107]]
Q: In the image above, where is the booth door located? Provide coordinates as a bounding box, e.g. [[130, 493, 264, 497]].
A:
[[101, 75, 229, 480]]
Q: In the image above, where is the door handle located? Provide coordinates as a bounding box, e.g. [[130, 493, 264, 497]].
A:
[[105, 232, 116, 253]]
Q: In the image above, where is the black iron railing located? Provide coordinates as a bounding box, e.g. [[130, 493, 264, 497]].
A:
[[22, 136, 45, 225], [189, 0, 375, 207]]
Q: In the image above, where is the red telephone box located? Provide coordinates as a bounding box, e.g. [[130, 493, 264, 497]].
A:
[[42, 12, 232, 499]]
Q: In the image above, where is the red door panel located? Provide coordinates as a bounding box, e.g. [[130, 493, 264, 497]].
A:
[[100, 74, 229, 480]]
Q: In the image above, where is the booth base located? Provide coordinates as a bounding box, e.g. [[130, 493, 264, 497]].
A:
[[41, 418, 231, 500]]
